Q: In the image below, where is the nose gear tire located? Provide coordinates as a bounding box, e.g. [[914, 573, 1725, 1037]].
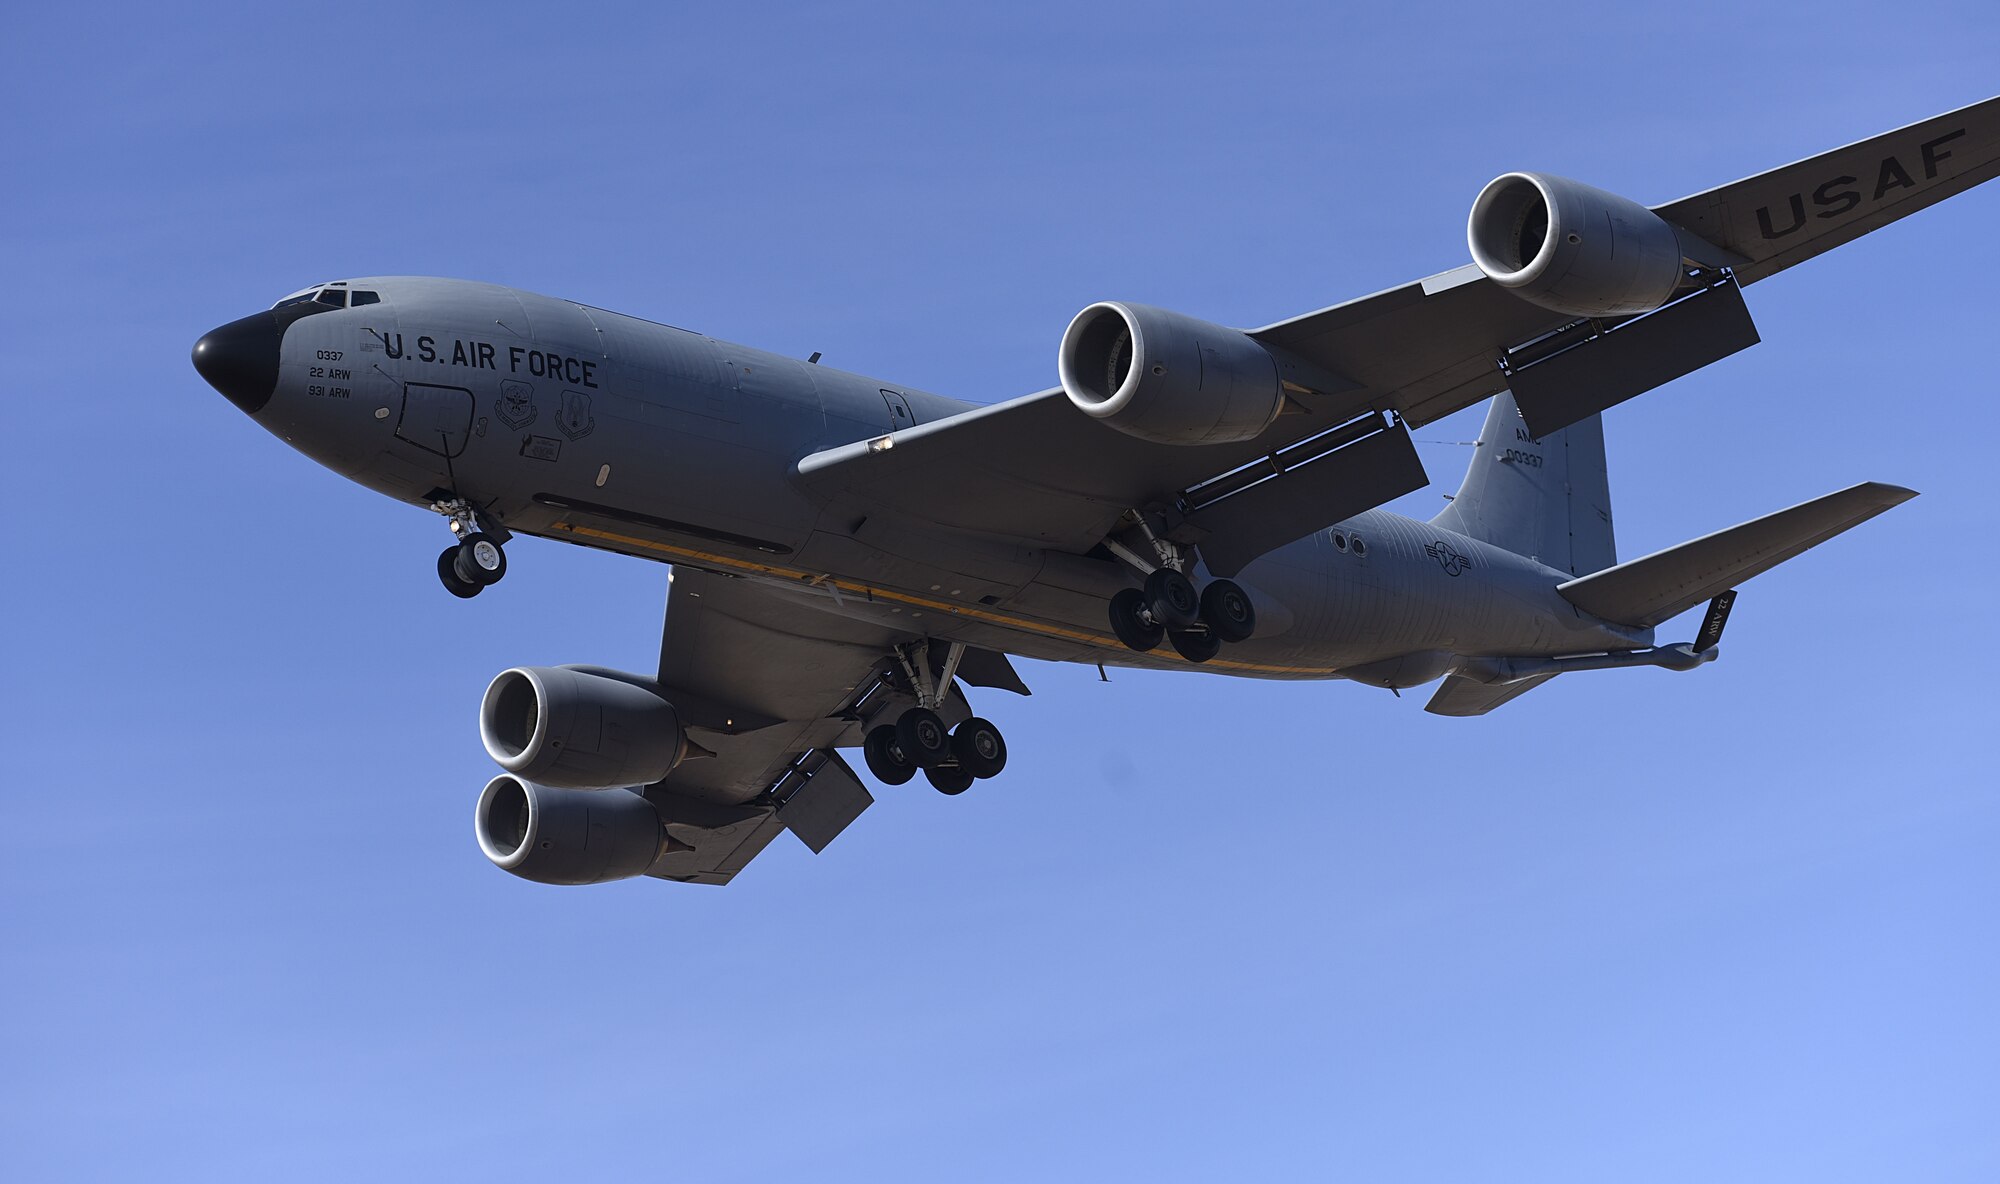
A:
[[453, 533, 508, 586], [895, 707, 953, 767], [1109, 588, 1165, 652], [1199, 579, 1256, 643], [951, 718, 1008, 779], [1168, 628, 1222, 663], [863, 724, 918, 785], [438, 547, 482, 598]]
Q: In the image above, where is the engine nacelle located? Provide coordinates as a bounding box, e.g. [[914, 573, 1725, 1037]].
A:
[[1057, 302, 1283, 446], [475, 775, 667, 885], [479, 665, 685, 790], [1468, 173, 1686, 317]]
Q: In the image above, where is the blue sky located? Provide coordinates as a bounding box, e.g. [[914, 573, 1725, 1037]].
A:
[[4, 2, 1996, 1180]]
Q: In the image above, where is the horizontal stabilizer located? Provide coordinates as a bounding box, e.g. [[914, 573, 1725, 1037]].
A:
[[1425, 672, 1558, 717], [1557, 482, 1916, 627]]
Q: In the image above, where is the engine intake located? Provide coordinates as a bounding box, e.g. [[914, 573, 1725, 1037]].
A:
[[479, 665, 685, 790], [1057, 302, 1283, 446], [475, 775, 667, 885], [1468, 173, 1686, 317]]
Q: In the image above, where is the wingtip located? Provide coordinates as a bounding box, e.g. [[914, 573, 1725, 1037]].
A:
[[1861, 481, 1921, 505]]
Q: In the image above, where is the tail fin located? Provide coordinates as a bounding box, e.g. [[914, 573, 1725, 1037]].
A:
[[1430, 390, 1616, 577]]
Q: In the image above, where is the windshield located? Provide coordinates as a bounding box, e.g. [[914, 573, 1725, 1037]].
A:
[[271, 282, 380, 310]]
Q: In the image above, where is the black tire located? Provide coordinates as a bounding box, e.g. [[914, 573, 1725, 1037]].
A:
[[1168, 627, 1222, 663], [926, 764, 974, 795], [1108, 588, 1164, 652], [951, 718, 1008, 780], [454, 533, 507, 586], [1144, 567, 1200, 629], [863, 724, 917, 786], [437, 547, 482, 598], [895, 707, 952, 767], [1199, 579, 1256, 643]]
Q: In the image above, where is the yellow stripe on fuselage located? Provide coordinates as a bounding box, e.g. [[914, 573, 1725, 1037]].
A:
[[549, 521, 1337, 677]]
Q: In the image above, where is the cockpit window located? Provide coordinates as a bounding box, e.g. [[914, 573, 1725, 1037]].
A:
[[271, 282, 375, 310]]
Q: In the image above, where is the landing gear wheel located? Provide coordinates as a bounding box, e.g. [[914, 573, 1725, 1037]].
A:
[[895, 707, 952, 767], [1109, 588, 1164, 652], [925, 764, 975, 795], [951, 718, 1008, 780], [453, 533, 507, 586], [1168, 628, 1222, 664], [863, 724, 917, 786], [437, 547, 482, 598], [1144, 568, 1200, 629], [1199, 579, 1256, 643]]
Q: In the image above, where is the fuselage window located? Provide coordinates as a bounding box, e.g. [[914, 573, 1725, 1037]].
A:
[[274, 294, 315, 309], [1331, 531, 1348, 551], [314, 289, 347, 307], [350, 290, 381, 306]]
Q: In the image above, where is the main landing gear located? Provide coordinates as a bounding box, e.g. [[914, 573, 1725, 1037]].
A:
[[1099, 512, 1255, 663], [431, 498, 509, 599], [861, 641, 1009, 795], [1107, 568, 1256, 664]]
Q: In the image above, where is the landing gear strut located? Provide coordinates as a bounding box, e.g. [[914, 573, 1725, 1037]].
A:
[[430, 498, 508, 598], [860, 641, 1010, 794]]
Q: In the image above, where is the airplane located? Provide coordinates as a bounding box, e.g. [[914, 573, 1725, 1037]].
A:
[[192, 98, 1997, 888]]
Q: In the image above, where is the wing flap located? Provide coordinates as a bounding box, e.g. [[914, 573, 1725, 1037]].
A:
[[772, 749, 874, 855], [1187, 421, 1426, 577], [1505, 277, 1762, 439], [1557, 482, 1916, 628]]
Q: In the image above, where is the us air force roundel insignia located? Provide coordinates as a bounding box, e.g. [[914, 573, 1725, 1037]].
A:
[[1426, 539, 1470, 577]]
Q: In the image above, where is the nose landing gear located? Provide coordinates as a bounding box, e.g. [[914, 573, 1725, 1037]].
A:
[[430, 498, 509, 599]]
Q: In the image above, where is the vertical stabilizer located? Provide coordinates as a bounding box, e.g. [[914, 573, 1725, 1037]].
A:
[[1430, 390, 1615, 577]]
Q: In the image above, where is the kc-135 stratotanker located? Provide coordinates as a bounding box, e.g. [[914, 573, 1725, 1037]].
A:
[[194, 98, 1997, 887]]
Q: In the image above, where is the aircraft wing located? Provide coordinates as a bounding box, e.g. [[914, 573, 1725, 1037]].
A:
[[637, 567, 912, 885], [1655, 96, 2000, 284], [794, 98, 1996, 576]]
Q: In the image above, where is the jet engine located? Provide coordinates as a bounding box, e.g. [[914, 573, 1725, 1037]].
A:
[[479, 665, 685, 789], [1467, 173, 1687, 317], [1057, 302, 1284, 446], [474, 775, 668, 885]]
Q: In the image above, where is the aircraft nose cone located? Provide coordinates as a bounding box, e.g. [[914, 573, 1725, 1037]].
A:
[[192, 311, 283, 415]]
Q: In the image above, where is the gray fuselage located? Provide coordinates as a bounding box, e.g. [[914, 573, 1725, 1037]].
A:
[[239, 276, 1646, 686]]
